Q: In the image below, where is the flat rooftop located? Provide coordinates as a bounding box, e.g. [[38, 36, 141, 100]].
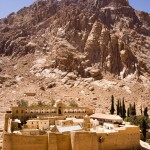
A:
[[90, 113, 123, 120]]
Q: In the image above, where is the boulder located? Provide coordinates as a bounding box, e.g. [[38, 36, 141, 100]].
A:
[[5, 80, 17, 87], [92, 97, 97, 100], [40, 86, 45, 91], [0, 75, 11, 84], [66, 72, 77, 80], [47, 82, 56, 88], [89, 69, 101, 78], [89, 86, 94, 91]]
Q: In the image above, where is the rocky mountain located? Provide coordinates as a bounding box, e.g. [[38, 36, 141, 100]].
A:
[[0, 0, 150, 78], [0, 0, 150, 138]]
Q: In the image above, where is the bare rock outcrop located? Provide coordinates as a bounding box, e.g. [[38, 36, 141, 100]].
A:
[[0, 0, 149, 79]]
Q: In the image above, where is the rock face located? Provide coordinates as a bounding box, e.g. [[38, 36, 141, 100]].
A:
[[0, 0, 150, 79]]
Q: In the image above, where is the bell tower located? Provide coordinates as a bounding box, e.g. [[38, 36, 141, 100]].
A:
[[54, 100, 64, 116], [83, 115, 91, 131]]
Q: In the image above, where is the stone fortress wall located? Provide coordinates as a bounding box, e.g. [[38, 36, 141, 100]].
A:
[[3, 133, 48, 150], [2, 100, 140, 150], [3, 127, 140, 150]]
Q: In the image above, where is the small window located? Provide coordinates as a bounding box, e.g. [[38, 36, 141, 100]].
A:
[[21, 110, 24, 113], [16, 110, 18, 114]]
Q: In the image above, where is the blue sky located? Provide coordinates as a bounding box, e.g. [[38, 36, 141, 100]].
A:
[[129, 0, 150, 13], [0, 0, 36, 18], [0, 0, 150, 19]]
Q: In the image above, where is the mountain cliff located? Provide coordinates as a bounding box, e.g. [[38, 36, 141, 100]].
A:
[[0, 0, 150, 79]]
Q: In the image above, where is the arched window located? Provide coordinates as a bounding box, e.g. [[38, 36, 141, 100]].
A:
[[75, 109, 78, 113], [58, 107, 62, 115], [30, 110, 34, 113]]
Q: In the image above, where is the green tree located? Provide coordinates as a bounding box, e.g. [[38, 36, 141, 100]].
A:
[[140, 105, 143, 115], [37, 101, 46, 107], [133, 102, 136, 116], [129, 103, 132, 116], [127, 107, 130, 117], [125, 115, 144, 127], [17, 99, 28, 107], [69, 100, 78, 107], [116, 99, 120, 115], [119, 100, 122, 117], [110, 95, 115, 114], [122, 98, 126, 119], [142, 118, 147, 142], [144, 107, 148, 118], [50, 98, 55, 106], [129, 103, 136, 116]]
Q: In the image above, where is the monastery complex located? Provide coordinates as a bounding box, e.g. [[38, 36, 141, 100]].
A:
[[2, 100, 140, 150]]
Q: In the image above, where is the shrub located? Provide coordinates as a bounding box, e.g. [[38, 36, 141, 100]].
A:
[[69, 100, 78, 107], [37, 101, 46, 107], [17, 99, 28, 107], [50, 99, 55, 106]]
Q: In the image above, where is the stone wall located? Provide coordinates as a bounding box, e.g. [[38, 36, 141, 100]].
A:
[[97, 127, 140, 150], [70, 127, 140, 150], [3, 133, 48, 150], [48, 133, 71, 150], [71, 132, 98, 150], [3, 127, 140, 150]]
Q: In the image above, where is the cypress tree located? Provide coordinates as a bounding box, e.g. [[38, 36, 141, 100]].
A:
[[130, 103, 136, 116], [133, 102, 136, 116], [144, 107, 148, 118], [142, 118, 147, 142], [122, 98, 126, 119], [127, 107, 130, 117], [140, 105, 143, 115], [128, 103, 132, 116], [110, 95, 115, 114], [116, 99, 120, 115], [119, 100, 122, 117]]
